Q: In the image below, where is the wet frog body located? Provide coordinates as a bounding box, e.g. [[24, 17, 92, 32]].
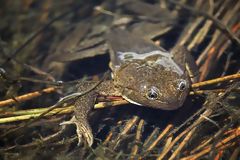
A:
[[62, 29, 198, 146], [107, 29, 191, 110]]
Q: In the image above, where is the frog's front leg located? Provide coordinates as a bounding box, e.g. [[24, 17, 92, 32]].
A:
[[171, 46, 199, 83], [60, 80, 119, 146], [61, 91, 97, 146]]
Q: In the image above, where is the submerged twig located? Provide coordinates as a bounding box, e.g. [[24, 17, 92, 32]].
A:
[[0, 71, 109, 138], [156, 109, 212, 160], [0, 87, 56, 107], [169, 127, 197, 160], [181, 127, 240, 160], [169, 0, 240, 47], [191, 73, 240, 88], [113, 116, 139, 150], [130, 119, 144, 159], [146, 124, 173, 152]]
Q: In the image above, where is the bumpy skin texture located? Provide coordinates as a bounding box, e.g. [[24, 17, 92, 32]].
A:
[[108, 29, 193, 110], [62, 29, 198, 146], [112, 60, 190, 109], [61, 80, 121, 146]]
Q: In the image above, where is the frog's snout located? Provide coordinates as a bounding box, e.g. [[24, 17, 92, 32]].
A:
[[140, 95, 186, 110]]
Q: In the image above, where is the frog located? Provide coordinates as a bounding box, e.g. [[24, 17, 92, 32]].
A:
[[60, 29, 198, 146]]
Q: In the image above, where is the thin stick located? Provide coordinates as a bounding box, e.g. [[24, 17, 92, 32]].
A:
[[113, 116, 139, 150], [169, 0, 240, 46], [146, 124, 173, 152], [103, 132, 113, 145], [0, 106, 74, 124], [192, 73, 240, 88], [156, 109, 212, 160], [143, 128, 159, 148], [169, 127, 196, 160], [140, 124, 173, 159], [130, 119, 144, 159], [117, 116, 139, 137], [190, 88, 240, 95], [229, 147, 240, 160], [0, 87, 56, 107], [214, 150, 223, 160], [156, 127, 190, 160], [181, 127, 240, 160], [0, 100, 128, 123], [0, 72, 108, 138]]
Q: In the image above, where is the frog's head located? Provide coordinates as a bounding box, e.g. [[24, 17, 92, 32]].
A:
[[113, 54, 191, 110]]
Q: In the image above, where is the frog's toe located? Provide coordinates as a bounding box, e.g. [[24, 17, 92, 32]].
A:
[[60, 116, 93, 146]]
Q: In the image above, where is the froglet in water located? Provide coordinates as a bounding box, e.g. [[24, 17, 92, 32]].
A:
[[61, 29, 198, 146]]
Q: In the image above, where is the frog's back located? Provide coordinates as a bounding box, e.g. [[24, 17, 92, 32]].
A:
[[106, 29, 167, 68]]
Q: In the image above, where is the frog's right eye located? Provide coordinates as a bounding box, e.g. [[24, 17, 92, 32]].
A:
[[177, 79, 187, 91], [146, 87, 159, 100]]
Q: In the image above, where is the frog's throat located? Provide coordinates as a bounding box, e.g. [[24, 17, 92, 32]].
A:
[[122, 95, 143, 106], [116, 50, 184, 76]]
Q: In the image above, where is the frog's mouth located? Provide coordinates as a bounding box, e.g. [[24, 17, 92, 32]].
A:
[[121, 87, 187, 110], [121, 89, 185, 110], [122, 95, 182, 110], [122, 94, 183, 110], [122, 95, 143, 106]]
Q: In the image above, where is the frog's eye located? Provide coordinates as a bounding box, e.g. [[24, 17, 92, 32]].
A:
[[177, 80, 187, 91], [146, 87, 159, 100]]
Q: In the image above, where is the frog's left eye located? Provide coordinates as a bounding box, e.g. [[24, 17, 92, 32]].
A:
[[177, 80, 187, 91], [146, 87, 159, 100]]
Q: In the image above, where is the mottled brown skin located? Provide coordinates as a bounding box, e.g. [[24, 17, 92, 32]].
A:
[[112, 59, 190, 109], [60, 80, 121, 146], [108, 29, 197, 109], [61, 29, 198, 146]]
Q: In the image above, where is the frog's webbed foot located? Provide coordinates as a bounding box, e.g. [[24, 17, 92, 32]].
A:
[[60, 87, 98, 147], [60, 115, 93, 146]]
